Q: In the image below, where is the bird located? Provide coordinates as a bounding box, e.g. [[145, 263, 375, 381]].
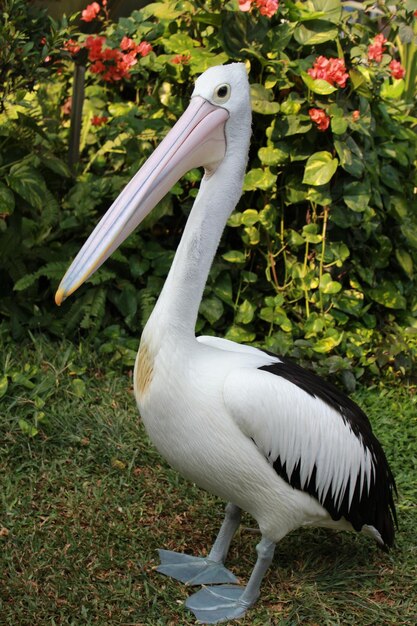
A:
[[55, 64, 397, 624]]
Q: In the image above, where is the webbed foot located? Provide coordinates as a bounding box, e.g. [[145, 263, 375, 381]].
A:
[[157, 549, 239, 585], [185, 584, 252, 623]]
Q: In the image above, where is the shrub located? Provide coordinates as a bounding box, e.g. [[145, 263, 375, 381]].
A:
[[1, 0, 417, 382]]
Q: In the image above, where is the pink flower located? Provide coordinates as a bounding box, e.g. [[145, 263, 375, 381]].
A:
[[389, 59, 405, 79], [136, 41, 152, 57], [171, 54, 191, 65], [238, 0, 252, 11], [81, 2, 101, 22], [352, 110, 360, 121], [256, 0, 279, 17], [308, 56, 349, 88], [238, 0, 279, 17], [309, 108, 330, 131], [120, 36, 135, 51], [64, 39, 81, 55], [368, 33, 387, 63], [91, 115, 108, 126]]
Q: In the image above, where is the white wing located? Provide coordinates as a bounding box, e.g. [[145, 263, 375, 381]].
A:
[[223, 366, 375, 514]]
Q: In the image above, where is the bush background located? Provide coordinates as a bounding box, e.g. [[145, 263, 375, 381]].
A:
[[1, 0, 417, 386]]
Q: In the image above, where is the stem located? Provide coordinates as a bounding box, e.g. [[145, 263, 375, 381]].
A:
[[319, 206, 329, 315]]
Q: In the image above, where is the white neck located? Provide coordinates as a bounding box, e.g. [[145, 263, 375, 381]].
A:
[[144, 139, 249, 346]]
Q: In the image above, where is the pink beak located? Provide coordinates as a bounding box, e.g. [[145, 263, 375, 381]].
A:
[[55, 96, 228, 305]]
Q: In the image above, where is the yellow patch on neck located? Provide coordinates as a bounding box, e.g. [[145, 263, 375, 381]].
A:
[[136, 341, 154, 396]]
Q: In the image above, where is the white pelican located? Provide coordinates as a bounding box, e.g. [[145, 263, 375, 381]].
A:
[[56, 64, 397, 624]]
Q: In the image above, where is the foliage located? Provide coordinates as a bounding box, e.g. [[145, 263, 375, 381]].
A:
[[1, 0, 417, 383]]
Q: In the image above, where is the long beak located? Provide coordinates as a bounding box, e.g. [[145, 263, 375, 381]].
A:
[[55, 96, 228, 305]]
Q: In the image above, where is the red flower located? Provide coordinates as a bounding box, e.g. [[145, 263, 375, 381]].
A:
[[308, 56, 349, 88], [389, 59, 405, 79], [85, 34, 152, 83], [81, 2, 101, 22], [136, 41, 152, 57], [91, 115, 108, 126], [238, 0, 279, 17], [85, 35, 106, 61], [64, 39, 81, 55], [368, 33, 387, 63], [120, 36, 135, 51], [171, 54, 191, 65], [256, 0, 279, 17], [309, 108, 330, 131]]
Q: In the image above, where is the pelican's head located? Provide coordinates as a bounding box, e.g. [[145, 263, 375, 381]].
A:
[[55, 63, 250, 305]]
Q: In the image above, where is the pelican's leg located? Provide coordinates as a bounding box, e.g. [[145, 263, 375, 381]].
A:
[[185, 536, 275, 624], [157, 503, 241, 585]]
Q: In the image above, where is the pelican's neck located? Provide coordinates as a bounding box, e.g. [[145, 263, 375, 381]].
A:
[[144, 152, 247, 345]]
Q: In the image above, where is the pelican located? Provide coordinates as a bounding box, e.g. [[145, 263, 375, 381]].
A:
[[56, 64, 397, 624]]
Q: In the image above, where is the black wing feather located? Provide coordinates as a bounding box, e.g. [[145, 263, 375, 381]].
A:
[[259, 353, 397, 547]]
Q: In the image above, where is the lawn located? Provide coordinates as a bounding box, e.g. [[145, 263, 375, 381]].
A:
[[1, 337, 416, 625]]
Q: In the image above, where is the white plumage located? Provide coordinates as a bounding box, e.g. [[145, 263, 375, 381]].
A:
[[56, 64, 396, 624]]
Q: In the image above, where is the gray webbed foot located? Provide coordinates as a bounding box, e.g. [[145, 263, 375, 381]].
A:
[[185, 584, 252, 623], [157, 549, 238, 585]]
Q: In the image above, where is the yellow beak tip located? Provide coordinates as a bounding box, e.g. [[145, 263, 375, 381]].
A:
[[55, 288, 65, 306]]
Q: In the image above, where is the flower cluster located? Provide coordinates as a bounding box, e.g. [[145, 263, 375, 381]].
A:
[[84, 34, 152, 82], [367, 33, 406, 80], [81, 1, 107, 22], [171, 54, 191, 65], [308, 56, 349, 88], [367, 33, 387, 63], [238, 0, 279, 18], [389, 59, 405, 79], [91, 115, 108, 126], [308, 108, 330, 131]]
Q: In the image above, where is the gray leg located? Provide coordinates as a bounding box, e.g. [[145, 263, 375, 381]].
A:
[[185, 536, 276, 624], [157, 502, 241, 585]]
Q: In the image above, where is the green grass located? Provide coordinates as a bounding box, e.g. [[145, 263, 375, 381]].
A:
[[1, 336, 416, 625]]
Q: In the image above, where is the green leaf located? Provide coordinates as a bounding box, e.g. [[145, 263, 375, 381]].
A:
[[225, 325, 255, 343], [71, 378, 86, 398], [200, 296, 224, 325], [303, 151, 338, 186], [343, 181, 371, 212], [241, 209, 259, 227], [213, 273, 233, 305], [334, 138, 364, 178], [380, 79, 405, 100], [294, 20, 338, 45], [301, 72, 337, 95], [302, 223, 322, 244], [18, 418, 38, 437], [311, 0, 342, 23], [395, 249, 413, 278], [235, 299, 255, 325], [250, 84, 280, 115], [6, 163, 48, 210], [313, 330, 343, 353], [367, 282, 406, 310], [331, 116, 348, 134], [0, 182, 15, 214], [258, 146, 288, 166], [222, 250, 246, 264], [319, 273, 342, 294], [243, 168, 276, 191]]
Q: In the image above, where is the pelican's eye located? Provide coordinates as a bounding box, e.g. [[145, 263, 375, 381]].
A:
[[213, 83, 231, 104]]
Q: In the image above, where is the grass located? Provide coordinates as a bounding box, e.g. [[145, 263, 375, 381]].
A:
[[1, 335, 416, 625]]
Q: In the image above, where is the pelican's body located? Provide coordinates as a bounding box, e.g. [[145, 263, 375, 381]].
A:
[[56, 64, 396, 623]]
